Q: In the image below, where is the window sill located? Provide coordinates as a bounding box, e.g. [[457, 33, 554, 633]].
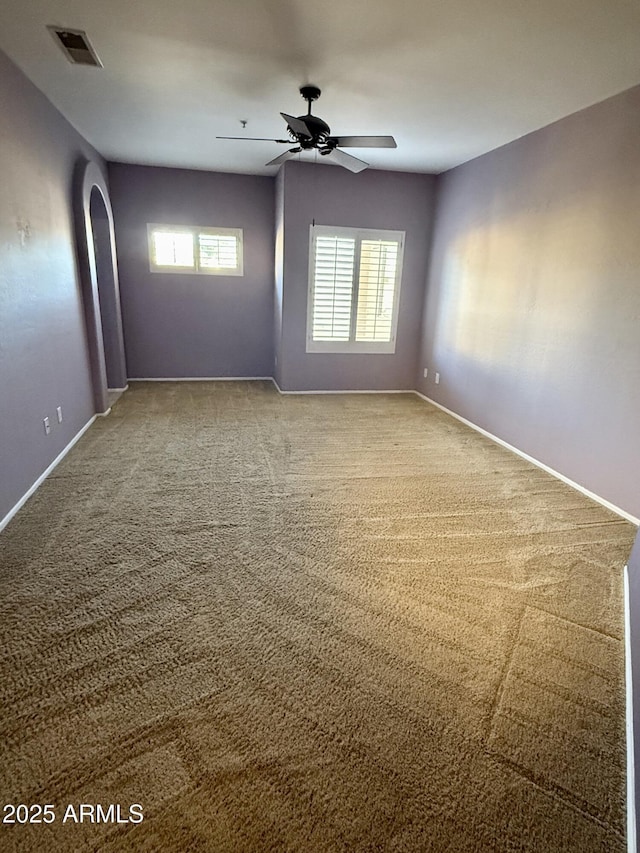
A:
[[306, 341, 396, 355]]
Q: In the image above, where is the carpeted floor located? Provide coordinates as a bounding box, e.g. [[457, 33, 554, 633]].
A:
[[0, 381, 636, 852]]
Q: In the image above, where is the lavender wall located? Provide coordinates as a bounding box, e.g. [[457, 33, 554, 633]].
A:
[[277, 162, 435, 392], [417, 85, 640, 520], [0, 49, 107, 525], [108, 164, 275, 379]]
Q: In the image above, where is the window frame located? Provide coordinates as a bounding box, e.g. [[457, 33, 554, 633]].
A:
[[147, 224, 244, 276], [306, 224, 405, 354]]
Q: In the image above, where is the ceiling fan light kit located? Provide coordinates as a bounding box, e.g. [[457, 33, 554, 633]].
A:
[[216, 85, 397, 173]]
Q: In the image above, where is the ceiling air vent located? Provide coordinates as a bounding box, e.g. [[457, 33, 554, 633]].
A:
[[48, 27, 102, 67]]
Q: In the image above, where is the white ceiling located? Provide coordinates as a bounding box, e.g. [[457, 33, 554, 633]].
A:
[[1, 0, 639, 175]]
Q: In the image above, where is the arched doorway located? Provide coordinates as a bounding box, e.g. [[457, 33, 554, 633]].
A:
[[75, 161, 127, 414]]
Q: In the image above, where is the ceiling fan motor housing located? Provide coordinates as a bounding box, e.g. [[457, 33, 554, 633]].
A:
[[290, 114, 331, 148]]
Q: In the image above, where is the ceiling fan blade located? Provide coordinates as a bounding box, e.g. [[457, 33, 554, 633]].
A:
[[325, 148, 369, 173], [280, 113, 312, 137], [330, 135, 397, 149], [265, 148, 301, 168], [216, 136, 291, 143]]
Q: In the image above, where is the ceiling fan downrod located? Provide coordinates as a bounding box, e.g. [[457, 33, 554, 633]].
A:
[[299, 85, 322, 113]]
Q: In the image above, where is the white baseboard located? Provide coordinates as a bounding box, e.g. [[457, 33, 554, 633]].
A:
[[414, 392, 639, 526], [128, 376, 273, 382], [0, 415, 97, 534], [270, 377, 413, 396], [624, 565, 637, 853], [108, 384, 129, 392]]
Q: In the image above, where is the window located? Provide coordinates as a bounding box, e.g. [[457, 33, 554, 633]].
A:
[[147, 224, 243, 276], [307, 225, 404, 353]]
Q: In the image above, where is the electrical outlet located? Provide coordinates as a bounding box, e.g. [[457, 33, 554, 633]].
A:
[[423, 368, 428, 378], [56, 406, 63, 423], [43, 417, 51, 435], [435, 372, 440, 384]]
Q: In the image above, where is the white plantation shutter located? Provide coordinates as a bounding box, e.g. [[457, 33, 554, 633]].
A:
[[148, 224, 243, 275], [198, 233, 239, 270], [356, 240, 399, 342], [312, 236, 356, 341], [307, 226, 404, 353]]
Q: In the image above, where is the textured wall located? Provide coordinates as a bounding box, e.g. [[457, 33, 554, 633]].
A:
[[417, 85, 640, 520], [108, 164, 275, 379], [278, 161, 435, 392], [0, 49, 106, 524]]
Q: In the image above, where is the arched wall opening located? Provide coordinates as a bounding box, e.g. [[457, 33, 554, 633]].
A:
[[74, 160, 127, 414]]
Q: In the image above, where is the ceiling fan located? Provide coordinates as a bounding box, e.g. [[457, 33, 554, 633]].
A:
[[216, 85, 397, 173]]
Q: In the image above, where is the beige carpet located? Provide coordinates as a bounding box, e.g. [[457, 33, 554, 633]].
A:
[[0, 381, 636, 852]]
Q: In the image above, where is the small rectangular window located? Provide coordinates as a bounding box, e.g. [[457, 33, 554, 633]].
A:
[[307, 225, 404, 354], [148, 224, 243, 276]]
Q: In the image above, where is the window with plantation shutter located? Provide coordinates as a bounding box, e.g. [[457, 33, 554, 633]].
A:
[[148, 224, 243, 276], [307, 225, 404, 353], [311, 235, 356, 342], [198, 233, 239, 270]]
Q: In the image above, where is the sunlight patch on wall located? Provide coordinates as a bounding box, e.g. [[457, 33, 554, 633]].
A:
[[432, 195, 608, 387]]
